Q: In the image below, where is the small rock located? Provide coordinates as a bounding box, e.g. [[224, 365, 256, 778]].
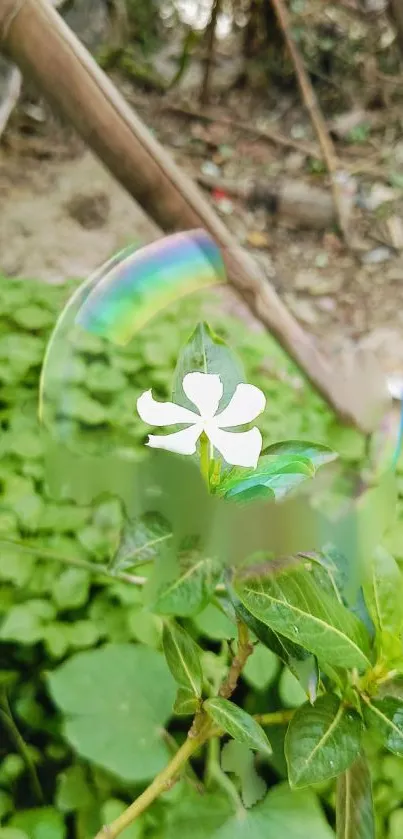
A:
[[201, 161, 221, 178], [387, 216, 403, 250], [317, 296, 336, 312], [246, 230, 271, 249], [361, 246, 394, 265], [364, 184, 398, 212], [315, 252, 329, 268], [284, 152, 305, 173]]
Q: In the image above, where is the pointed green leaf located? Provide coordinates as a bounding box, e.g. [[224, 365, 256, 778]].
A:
[[376, 675, 403, 700], [230, 591, 311, 670], [204, 697, 272, 755], [110, 512, 171, 573], [173, 322, 244, 411], [363, 697, 403, 755], [216, 455, 313, 502], [336, 753, 375, 839], [285, 695, 362, 787], [363, 546, 403, 636], [173, 687, 200, 716], [152, 558, 221, 617], [263, 440, 337, 467], [234, 566, 371, 670], [163, 622, 203, 697]]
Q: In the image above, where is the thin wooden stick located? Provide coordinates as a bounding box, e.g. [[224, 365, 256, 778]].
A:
[[269, 0, 352, 244], [0, 62, 21, 138], [0, 0, 381, 431], [200, 0, 220, 105]]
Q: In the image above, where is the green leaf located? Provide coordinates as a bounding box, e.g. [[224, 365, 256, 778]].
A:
[[162, 622, 203, 697], [193, 604, 237, 641], [216, 455, 313, 502], [174, 687, 200, 716], [0, 602, 54, 645], [285, 695, 362, 787], [234, 565, 371, 669], [38, 504, 90, 533], [59, 388, 109, 425], [0, 831, 29, 839], [336, 753, 375, 839], [262, 440, 337, 468], [9, 808, 66, 839], [110, 512, 171, 573], [363, 546, 403, 636], [230, 592, 309, 667], [217, 440, 337, 502], [163, 783, 334, 839], [362, 697, 403, 755], [204, 697, 272, 755], [0, 790, 13, 821], [242, 644, 279, 692], [12, 306, 54, 330], [221, 740, 266, 808], [173, 322, 245, 411], [279, 668, 308, 708], [56, 765, 93, 812], [52, 568, 90, 610], [153, 558, 220, 617], [47, 644, 176, 782]]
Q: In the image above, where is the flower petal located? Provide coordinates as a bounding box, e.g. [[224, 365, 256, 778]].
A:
[[183, 372, 223, 419], [146, 423, 202, 455], [137, 390, 198, 427], [215, 383, 266, 428], [206, 425, 263, 468]]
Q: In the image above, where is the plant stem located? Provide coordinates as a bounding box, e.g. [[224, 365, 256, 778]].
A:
[[199, 432, 210, 488], [94, 720, 212, 839], [254, 709, 295, 726], [0, 692, 43, 803], [205, 737, 244, 814], [219, 620, 253, 699], [0, 538, 147, 586]]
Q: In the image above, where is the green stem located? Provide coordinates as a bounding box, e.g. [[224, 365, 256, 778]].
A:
[[205, 737, 244, 814], [254, 709, 295, 726], [199, 432, 210, 488], [0, 538, 147, 586], [0, 693, 43, 803], [94, 719, 212, 839]]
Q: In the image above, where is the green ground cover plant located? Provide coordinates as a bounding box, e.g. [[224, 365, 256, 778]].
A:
[[1, 276, 403, 839]]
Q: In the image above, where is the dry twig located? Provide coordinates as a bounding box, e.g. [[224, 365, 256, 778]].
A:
[[0, 63, 21, 139], [269, 0, 353, 244]]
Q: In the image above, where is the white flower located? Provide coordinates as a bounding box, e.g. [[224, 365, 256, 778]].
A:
[[136, 372, 266, 468]]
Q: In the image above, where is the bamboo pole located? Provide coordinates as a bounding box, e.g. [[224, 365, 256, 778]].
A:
[[0, 0, 380, 430]]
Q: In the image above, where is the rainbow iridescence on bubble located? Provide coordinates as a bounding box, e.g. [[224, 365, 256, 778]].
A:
[[75, 229, 226, 346]]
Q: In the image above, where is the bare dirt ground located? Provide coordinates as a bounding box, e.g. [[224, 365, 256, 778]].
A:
[[1, 72, 403, 383]]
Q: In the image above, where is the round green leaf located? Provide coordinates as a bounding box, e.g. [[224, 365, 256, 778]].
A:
[[9, 808, 66, 839], [47, 644, 176, 782], [243, 644, 279, 692]]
